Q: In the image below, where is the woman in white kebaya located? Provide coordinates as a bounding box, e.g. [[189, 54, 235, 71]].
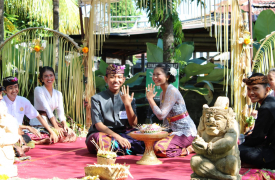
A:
[[30, 66, 76, 143]]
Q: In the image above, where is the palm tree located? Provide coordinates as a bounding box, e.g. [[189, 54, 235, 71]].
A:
[[4, 0, 80, 35]]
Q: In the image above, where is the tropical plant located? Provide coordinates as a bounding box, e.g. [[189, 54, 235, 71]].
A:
[[135, 0, 201, 62], [4, 0, 80, 35], [252, 10, 275, 73], [110, 0, 142, 28], [147, 39, 228, 97]]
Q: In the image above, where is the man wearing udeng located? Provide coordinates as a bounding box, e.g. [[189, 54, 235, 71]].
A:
[[86, 64, 144, 154], [240, 73, 275, 169]]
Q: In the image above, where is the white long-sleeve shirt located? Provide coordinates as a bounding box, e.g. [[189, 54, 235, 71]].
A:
[[3, 95, 39, 125], [30, 86, 66, 126]]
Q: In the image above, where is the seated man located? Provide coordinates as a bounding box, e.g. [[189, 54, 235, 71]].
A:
[[240, 73, 275, 169], [86, 64, 144, 155], [2, 76, 58, 147]]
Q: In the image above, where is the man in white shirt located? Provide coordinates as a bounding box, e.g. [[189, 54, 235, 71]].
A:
[[3, 76, 58, 144]]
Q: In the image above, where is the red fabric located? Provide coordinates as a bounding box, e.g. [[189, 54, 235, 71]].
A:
[[16, 138, 263, 180]]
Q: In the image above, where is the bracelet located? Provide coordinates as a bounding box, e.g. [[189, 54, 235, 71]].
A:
[[207, 142, 212, 155]]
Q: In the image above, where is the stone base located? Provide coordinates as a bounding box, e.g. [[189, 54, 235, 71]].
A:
[[0, 165, 18, 177], [190, 173, 242, 180]]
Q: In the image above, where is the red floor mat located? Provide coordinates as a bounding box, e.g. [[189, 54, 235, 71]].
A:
[[16, 138, 257, 180]]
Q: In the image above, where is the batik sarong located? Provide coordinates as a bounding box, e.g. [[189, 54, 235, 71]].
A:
[[86, 129, 145, 155], [154, 134, 194, 158], [25, 126, 77, 143]]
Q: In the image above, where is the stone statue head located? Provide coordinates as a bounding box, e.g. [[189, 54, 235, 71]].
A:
[[198, 97, 236, 136]]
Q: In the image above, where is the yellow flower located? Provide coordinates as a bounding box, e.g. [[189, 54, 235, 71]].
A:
[[82, 47, 89, 53], [34, 45, 41, 52], [244, 38, 251, 45], [0, 174, 9, 180], [225, 107, 228, 109]]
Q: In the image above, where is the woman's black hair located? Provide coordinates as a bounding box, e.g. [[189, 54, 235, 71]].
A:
[[0, 83, 4, 91], [154, 64, 176, 83], [38, 66, 55, 86]]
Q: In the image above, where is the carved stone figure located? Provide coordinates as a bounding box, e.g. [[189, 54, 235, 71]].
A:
[[190, 97, 241, 180], [0, 102, 20, 177]]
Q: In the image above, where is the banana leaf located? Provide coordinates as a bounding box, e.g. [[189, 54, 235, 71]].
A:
[[95, 76, 106, 91], [126, 77, 144, 87], [134, 92, 146, 99], [146, 42, 163, 62], [180, 63, 217, 83], [197, 69, 228, 83], [254, 10, 275, 41], [179, 85, 209, 95], [95, 60, 108, 76], [124, 64, 130, 77], [199, 80, 214, 92], [175, 44, 194, 62], [157, 38, 163, 50], [124, 72, 146, 85]]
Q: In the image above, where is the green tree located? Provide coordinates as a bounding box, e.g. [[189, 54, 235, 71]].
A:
[[4, 0, 80, 35], [136, 0, 200, 62], [110, 0, 142, 28]]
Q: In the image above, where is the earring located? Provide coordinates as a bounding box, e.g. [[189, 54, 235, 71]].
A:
[[166, 78, 168, 81]]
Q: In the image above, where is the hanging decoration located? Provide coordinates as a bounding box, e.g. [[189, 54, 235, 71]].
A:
[[0, 28, 85, 126]]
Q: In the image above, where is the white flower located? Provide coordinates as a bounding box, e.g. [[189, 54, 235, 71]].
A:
[[169, 67, 177, 76]]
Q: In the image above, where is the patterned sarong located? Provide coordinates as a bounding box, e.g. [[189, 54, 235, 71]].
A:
[[86, 129, 145, 155], [26, 127, 77, 143], [154, 134, 194, 158]]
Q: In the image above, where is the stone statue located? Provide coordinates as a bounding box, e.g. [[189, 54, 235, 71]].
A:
[[0, 102, 20, 177], [190, 97, 241, 180]]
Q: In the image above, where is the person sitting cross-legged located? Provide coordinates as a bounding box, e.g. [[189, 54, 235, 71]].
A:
[[85, 64, 145, 155], [240, 73, 275, 169], [2, 76, 59, 148]]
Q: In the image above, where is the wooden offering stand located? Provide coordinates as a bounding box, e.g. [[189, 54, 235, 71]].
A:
[[129, 131, 168, 165]]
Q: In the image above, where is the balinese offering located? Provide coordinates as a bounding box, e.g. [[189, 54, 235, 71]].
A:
[[0, 102, 20, 177], [190, 96, 241, 180], [84, 164, 133, 180], [136, 123, 165, 133], [82, 175, 100, 180], [90, 139, 117, 165]]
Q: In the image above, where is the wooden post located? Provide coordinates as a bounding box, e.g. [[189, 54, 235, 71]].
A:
[[249, 0, 253, 63], [141, 53, 145, 72]]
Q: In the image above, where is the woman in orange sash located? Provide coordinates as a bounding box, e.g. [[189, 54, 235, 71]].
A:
[[146, 64, 197, 157]]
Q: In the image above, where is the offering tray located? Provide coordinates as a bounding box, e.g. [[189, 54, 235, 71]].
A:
[[129, 131, 168, 165]]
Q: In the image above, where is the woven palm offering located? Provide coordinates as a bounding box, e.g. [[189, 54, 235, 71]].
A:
[[135, 123, 168, 134], [84, 164, 133, 180], [90, 139, 117, 165]]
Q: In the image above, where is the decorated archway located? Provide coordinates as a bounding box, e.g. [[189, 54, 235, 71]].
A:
[[0, 27, 85, 126]]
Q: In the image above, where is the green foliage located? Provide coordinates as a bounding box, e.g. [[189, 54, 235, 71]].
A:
[[146, 40, 227, 97], [135, 0, 185, 49], [246, 116, 255, 127], [110, 0, 142, 28], [146, 42, 163, 62], [254, 10, 275, 41]]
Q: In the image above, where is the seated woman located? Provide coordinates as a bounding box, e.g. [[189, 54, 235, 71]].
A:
[[29, 66, 76, 143], [240, 73, 275, 169], [2, 76, 58, 155], [146, 64, 197, 158]]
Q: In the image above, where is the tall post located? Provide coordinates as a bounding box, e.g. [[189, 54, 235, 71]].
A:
[[0, 0, 4, 79], [53, 0, 59, 76], [249, 0, 253, 62], [141, 53, 145, 72], [53, 0, 59, 31], [0, 0, 4, 44]]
